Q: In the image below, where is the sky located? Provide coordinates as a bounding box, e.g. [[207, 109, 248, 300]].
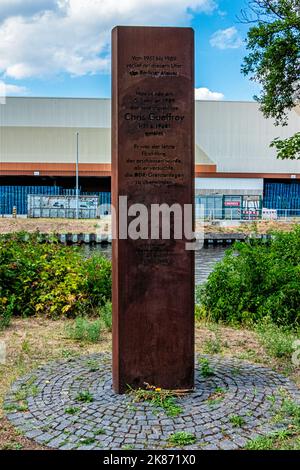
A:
[[0, 0, 261, 101]]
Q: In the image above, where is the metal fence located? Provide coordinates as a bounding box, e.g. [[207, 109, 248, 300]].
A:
[[269, 209, 300, 220], [195, 207, 300, 222], [264, 182, 300, 216], [195, 195, 262, 221], [27, 195, 99, 219], [0, 185, 60, 215], [0, 185, 111, 216], [1, 184, 300, 221]]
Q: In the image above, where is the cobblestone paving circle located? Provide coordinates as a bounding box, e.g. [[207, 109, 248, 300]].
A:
[[4, 354, 300, 450]]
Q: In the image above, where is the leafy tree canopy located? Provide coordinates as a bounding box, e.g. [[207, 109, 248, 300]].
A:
[[241, 0, 300, 159]]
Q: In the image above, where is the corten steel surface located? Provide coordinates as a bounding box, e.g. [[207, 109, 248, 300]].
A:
[[112, 26, 195, 393]]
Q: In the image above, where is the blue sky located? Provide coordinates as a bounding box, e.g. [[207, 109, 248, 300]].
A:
[[0, 0, 260, 101]]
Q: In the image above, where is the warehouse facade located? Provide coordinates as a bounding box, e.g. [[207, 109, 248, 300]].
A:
[[0, 97, 300, 217]]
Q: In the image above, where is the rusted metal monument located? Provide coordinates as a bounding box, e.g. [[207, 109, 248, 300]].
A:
[[112, 26, 195, 393]]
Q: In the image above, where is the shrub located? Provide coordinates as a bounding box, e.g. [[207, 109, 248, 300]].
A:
[[203, 324, 222, 354], [256, 319, 298, 359], [196, 227, 300, 327], [0, 295, 15, 330], [0, 232, 112, 322], [66, 317, 102, 343], [99, 300, 112, 331], [83, 255, 112, 307]]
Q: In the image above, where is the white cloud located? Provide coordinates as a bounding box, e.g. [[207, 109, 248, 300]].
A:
[[0, 0, 216, 80], [5, 83, 27, 94], [0, 0, 59, 22], [210, 26, 243, 50], [0, 81, 27, 100], [195, 87, 224, 100]]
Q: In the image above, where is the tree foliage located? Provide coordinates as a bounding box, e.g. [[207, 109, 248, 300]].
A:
[[241, 1, 300, 159], [271, 131, 300, 160]]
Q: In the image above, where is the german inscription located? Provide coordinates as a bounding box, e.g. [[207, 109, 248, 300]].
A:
[[112, 26, 195, 393]]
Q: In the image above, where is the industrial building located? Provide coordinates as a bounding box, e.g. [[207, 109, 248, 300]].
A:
[[0, 97, 299, 218]]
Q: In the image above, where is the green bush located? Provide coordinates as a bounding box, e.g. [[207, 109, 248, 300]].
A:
[[66, 317, 102, 343], [0, 295, 15, 330], [83, 256, 112, 307], [256, 319, 298, 359], [196, 227, 300, 327], [99, 300, 112, 331], [0, 232, 112, 322]]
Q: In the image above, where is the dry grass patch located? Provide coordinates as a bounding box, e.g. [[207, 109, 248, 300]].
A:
[[0, 217, 111, 235], [0, 318, 111, 419], [201, 219, 299, 234], [1, 217, 298, 236], [195, 321, 300, 388], [0, 417, 46, 450]]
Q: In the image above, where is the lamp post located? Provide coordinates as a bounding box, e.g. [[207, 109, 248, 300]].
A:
[[76, 132, 79, 219]]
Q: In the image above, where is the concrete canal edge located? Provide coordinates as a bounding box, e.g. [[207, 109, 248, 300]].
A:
[[16, 232, 273, 246]]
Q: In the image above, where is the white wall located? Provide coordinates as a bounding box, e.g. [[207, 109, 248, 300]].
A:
[[0, 97, 110, 128], [195, 177, 264, 191], [1, 98, 300, 174], [195, 101, 300, 174]]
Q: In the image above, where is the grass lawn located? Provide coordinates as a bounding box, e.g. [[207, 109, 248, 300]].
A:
[[0, 318, 299, 450]]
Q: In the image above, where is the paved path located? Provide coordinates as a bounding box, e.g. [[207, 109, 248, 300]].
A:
[[5, 353, 300, 450]]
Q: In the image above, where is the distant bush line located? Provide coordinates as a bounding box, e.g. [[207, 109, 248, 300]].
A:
[[2, 228, 300, 331]]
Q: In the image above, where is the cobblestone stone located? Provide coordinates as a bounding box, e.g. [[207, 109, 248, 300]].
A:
[[4, 353, 299, 450]]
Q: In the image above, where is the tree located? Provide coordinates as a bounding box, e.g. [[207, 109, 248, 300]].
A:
[[240, 0, 300, 159]]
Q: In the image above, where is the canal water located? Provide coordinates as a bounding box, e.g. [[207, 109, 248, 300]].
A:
[[81, 245, 227, 285]]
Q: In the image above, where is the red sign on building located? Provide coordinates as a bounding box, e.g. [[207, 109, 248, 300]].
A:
[[224, 201, 240, 207]]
